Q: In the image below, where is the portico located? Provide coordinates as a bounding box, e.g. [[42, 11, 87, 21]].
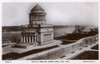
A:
[[21, 32, 38, 45]]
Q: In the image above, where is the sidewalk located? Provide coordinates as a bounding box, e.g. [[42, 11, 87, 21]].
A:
[[57, 42, 98, 60]]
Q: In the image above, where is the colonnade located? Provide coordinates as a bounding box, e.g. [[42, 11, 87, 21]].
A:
[[21, 34, 37, 45]]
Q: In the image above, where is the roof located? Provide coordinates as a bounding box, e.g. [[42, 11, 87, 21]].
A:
[[31, 4, 44, 12]]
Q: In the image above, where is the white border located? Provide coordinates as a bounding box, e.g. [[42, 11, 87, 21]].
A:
[[1, 0, 99, 2], [0, 0, 100, 64]]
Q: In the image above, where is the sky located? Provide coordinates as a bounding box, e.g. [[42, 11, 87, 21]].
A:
[[2, 2, 98, 26]]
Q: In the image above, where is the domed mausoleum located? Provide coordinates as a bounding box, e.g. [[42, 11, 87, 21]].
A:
[[21, 4, 54, 46]]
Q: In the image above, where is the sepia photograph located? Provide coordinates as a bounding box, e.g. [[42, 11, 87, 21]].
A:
[[2, 2, 98, 60]]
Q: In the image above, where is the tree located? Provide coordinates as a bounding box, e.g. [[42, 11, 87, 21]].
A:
[[88, 27, 98, 36], [73, 25, 86, 34]]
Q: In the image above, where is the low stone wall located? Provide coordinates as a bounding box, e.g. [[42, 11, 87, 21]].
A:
[[19, 35, 98, 60]]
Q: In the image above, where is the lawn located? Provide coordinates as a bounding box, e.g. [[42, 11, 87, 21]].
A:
[[71, 51, 98, 60]]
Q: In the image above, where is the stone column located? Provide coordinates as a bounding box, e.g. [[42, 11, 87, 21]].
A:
[[21, 36, 23, 43], [36, 35, 37, 45], [27, 36, 28, 43], [27, 35, 30, 43], [22, 36, 24, 43], [27, 35, 31, 43], [32, 36, 34, 45], [24, 35, 25, 43], [25, 35, 27, 43], [23, 36, 24, 43], [35, 35, 37, 45], [34, 36, 35, 45], [26, 36, 28, 43], [29, 36, 32, 44], [23, 35, 25, 42]]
